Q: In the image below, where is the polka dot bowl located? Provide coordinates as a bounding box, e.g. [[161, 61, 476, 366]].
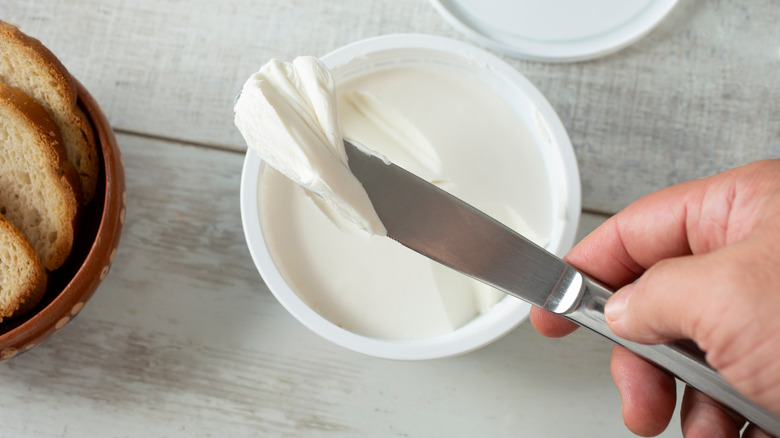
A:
[[0, 80, 126, 362]]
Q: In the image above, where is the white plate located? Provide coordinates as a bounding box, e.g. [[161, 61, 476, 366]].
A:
[[430, 0, 678, 62]]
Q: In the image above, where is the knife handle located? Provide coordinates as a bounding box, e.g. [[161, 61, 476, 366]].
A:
[[564, 276, 780, 434]]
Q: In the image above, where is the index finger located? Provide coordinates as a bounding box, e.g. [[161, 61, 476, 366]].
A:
[[532, 174, 716, 336], [567, 180, 698, 288]]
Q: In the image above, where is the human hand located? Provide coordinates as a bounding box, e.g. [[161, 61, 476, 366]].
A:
[[531, 160, 780, 437]]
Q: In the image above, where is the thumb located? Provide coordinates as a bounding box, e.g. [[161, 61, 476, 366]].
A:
[[603, 240, 780, 416], [602, 243, 775, 358], [604, 253, 718, 346]]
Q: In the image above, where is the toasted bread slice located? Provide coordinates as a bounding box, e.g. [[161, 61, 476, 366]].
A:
[[0, 20, 98, 204], [0, 214, 47, 321], [0, 81, 79, 271]]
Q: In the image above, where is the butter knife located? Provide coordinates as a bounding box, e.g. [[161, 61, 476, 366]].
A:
[[343, 138, 780, 434]]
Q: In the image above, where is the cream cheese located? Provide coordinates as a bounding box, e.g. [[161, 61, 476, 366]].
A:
[[234, 57, 386, 235], [253, 60, 553, 340]]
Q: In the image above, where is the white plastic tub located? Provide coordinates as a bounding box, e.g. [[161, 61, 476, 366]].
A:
[[240, 34, 581, 360]]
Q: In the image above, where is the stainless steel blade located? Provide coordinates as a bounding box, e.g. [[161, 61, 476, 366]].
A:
[[343, 138, 780, 434], [343, 139, 583, 314]]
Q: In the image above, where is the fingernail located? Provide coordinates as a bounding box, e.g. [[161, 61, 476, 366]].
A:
[[605, 284, 634, 323]]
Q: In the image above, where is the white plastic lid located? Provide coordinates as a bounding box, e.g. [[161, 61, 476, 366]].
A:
[[429, 0, 678, 62]]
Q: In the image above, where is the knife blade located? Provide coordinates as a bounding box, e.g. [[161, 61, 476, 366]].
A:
[[344, 138, 780, 434]]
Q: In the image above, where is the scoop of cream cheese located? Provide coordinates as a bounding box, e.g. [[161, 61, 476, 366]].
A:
[[234, 56, 386, 235]]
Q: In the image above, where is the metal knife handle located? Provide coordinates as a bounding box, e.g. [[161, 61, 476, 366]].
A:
[[564, 276, 780, 434]]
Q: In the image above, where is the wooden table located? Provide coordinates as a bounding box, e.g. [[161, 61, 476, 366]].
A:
[[2, 1, 777, 436]]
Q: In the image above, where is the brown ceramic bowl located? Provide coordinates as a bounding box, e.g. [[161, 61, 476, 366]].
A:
[[0, 81, 126, 362]]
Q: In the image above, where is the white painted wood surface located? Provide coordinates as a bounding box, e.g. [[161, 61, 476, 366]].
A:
[[2, 136, 675, 438], [2, 0, 775, 436], [5, 0, 778, 214]]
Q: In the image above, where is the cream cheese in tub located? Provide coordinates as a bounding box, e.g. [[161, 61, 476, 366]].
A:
[[237, 35, 580, 358]]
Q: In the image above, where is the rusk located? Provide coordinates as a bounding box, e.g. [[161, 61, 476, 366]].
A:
[[0, 81, 79, 271], [0, 20, 98, 204], [0, 215, 47, 321]]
